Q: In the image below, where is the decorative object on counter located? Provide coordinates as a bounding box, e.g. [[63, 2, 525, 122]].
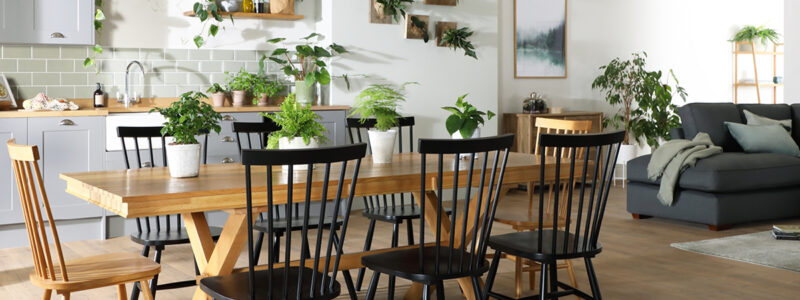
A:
[[253, 78, 285, 106], [150, 91, 222, 178], [350, 82, 415, 163], [442, 93, 495, 139], [93, 83, 105, 108], [774, 76, 784, 84], [226, 68, 257, 107], [592, 51, 687, 152], [206, 83, 228, 107], [21, 93, 79, 112], [243, 0, 254, 13], [435, 21, 457, 47], [191, 0, 235, 48], [440, 26, 477, 59], [264, 32, 348, 105], [0, 74, 16, 108], [269, 0, 294, 14], [261, 94, 327, 170], [83, 0, 105, 72], [375, 0, 414, 23], [425, 0, 457, 5], [405, 15, 430, 42], [731, 25, 780, 52], [219, 0, 240, 12], [254, 0, 267, 13], [549, 106, 564, 114], [522, 91, 547, 114], [514, 0, 567, 78]]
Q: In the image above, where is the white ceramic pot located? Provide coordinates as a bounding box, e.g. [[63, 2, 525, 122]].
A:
[[452, 128, 480, 159], [295, 80, 315, 105], [368, 129, 397, 164], [231, 90, 246, 107], [279, 136, 319, 170], [211, 92, 226, 107], [166, 143, 201, 178], [616, 144, 638, 164]]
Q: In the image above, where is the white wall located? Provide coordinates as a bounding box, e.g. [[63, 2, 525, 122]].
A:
[[785, 0, 800, 102], [499, 0, 784, 122]]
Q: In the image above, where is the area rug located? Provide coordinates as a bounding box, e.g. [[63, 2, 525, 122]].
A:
[[670, 231, 800, 272]]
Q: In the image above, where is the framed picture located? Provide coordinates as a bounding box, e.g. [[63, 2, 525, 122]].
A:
[[514, 0, 567, 78], [0, 75, 16, 107]]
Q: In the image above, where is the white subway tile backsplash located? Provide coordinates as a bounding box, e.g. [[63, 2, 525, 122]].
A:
[[164, 49, 189, 61], [61, 73, 88, 85], [32, 73, 60, 85], [32, 47, 60, 59], [47, 60, 75, 72], [46, 86, 75, 99], [0, 59, 17, 72], [200, 61, 222, 72], [6, 73, 31, 86], [114, 49, 141, 60], [224, 61, 246, 72], [164, 73, 188, 85], [211, 50, 235, 60], [18, 60, 46, 72], [61, 47, 88, 59], [3, 46, 32, 59], [188, 49, 211, 61]]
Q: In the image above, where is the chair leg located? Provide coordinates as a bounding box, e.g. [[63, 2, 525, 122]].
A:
[[365, 271, 380, 300], [342, 270, 357, 300], [515, 255, 523, 298], [149, 247, 162, 299], [422, 284, 431, 300], [436, 280, 445, 300], [406, 219, 415, 245], [61, 292, 69, 300], [130, 245, 150, 300], [483, 251, 502, 300], [585, 258, 602, 300], [139, 279, 155, 300], [273, 232, 282, 263], [530, 261, 539, 291], [549, 263, 558, 300], [388, 222, 400, 299], [539, 263, 549, 300], [117, 284, 127, 300], [471, 276, 482, 300], [253, 231, 265, 264], [42, 289, 52, 300], [565, 260, 580, 300], [356, 219, 377, 291]]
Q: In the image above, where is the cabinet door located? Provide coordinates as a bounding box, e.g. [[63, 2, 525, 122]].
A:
[[0, 0, 94, 45], [0, 118, 27, 225], [316, 110, 346, 146], [206, 112, 264, 164], [28, 116, 104, 220]]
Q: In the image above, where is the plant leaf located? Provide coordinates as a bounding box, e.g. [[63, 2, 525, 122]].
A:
[[317, 68, 331, 85], [330, 43, 347, 53], [445, 115, 464, 135], [193, 35, 204, 48], [83, 57, 94, 68], [268, 37, 286, 44], [301, 32, 320, 40], [209, 24, 219, 36], [271, 48, 288, 56]]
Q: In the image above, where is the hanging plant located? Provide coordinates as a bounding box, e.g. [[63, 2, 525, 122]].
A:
[[376, 0, 414, 23], [410, 16, 430, 43], [83, 0, 105, 72], [441, 27, 477, 59], [191, 0, 234, 48]]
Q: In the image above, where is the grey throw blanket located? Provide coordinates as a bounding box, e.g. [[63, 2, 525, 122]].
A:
[[647, 133, 722, 206]]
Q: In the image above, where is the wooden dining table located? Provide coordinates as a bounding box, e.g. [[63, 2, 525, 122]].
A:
[[60, 152, 567, 300]]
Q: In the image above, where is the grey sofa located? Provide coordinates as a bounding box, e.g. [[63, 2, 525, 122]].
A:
[[626, 103, 800, 230]]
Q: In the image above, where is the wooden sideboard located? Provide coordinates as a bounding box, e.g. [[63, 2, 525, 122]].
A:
[[502, 112, 603, 153]]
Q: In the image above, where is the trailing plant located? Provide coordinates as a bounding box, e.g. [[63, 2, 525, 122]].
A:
[[731, 25, 780, 45], [252, 79, 285, 105], [206, 83, 227, 94], [410, 16, 430, 43], [150, 91, 222, 145], [442, 94, 495, 138], [262, 32, 348, 87], [376, 0, 414, 23], [191, 0, 235, 48], [225, 69, 258, 92], [592, 52, 687, 148], [441, 27, 477, 59], [350, 82, 416, 131], [261, 94, 328, 149], [83, 0, 106, 72]]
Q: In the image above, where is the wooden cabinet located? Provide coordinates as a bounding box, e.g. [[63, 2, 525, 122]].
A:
[[0, 118, 27, 225], [503, 112, 603, 153], [0, 0, 95, 45]]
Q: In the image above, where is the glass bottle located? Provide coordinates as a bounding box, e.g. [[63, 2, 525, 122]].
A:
[[93, 83, 105, 108], [243, 0, 254, 13]]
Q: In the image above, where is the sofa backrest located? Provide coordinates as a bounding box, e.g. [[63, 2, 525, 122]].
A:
[[678, 103, 743, 151], [791, 104, 800, 145]]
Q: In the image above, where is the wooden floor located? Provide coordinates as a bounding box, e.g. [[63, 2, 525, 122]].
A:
[[1, 186, 799, 299]]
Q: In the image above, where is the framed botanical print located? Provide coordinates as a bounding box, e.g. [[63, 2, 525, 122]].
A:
[[514, 0, 568, 78], [0, 75, 16, 107]]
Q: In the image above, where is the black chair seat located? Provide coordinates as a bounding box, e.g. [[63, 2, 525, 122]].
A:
[[361, 246, 489, 285], [130, 226, 224, 247], [253, 216, 343, 233], [199, 267, 341, 300], [361, 205, 454, 222], [488, 230, 602, 262]]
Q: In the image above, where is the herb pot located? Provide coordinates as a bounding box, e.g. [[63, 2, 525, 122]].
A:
[[295, 80, 315, 105], [166, 143, 201, 178], [451, 127, 480, 159], [231, 90, 246, 107], [269, 0, 294, 14], [368, 129, 397, 164], [279, 136, 319, 170], [257, 93, 269, 107], [211, 92, 226, 107]]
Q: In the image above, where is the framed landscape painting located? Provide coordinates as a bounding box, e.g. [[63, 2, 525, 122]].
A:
[[514, 0, 567, 78]]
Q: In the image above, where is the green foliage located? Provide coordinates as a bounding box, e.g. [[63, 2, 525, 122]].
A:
[[731, 25, 780, 45], [592, 52, 687, 148], [206, 83, 227, 94], [225, 69, 258, 92], [192, 1, 233, 48], [261, 94, 328, 149], [442, 94, 495, 138], [410, 16, 429, 43], [262, 33, 347, 87], [150, 91, 222, 144], [441, 27, 477, 59], [83, 0, 105, 72], [252, 79, 285, 105], [350, 82, 416, 131], [376, 0, 414, 23]]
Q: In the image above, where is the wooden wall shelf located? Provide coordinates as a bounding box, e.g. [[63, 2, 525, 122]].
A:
[[735, 83, 783, 87], [183, 11, 304, 21], [733, 41, 784, 104]]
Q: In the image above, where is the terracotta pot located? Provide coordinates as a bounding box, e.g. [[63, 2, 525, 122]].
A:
[[231, 90, 246, 107], [257, 93, 268, 107], [270, 0, 294, 14], [211, 92, 226, 107]]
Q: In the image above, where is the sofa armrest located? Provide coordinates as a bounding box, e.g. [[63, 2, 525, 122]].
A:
[[671, 127, 685, 140]]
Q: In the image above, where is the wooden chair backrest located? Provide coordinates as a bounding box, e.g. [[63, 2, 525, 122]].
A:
[[7, 139, 69, 282], [534, 118, 592, 159]]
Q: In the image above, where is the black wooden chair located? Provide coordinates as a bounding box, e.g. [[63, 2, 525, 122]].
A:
[[483, 131, 624, 300], [117, 126, 223, 300], [198, 143, 367, 300], [361, 134, 515, 300]]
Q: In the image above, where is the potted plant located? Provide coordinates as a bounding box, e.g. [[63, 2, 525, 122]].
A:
[[263, 32, 347, 105], [350, 82, 415, 164], [206, 83, 228, 107], [592, 52, 687, 162], [262, 93, 327, 149], [151, 91, 222, 178], [270, 0, 294, 15], [440, 27, 478, 59], [375, 0, 413, 22], [731, 25, 780, 52], [442, 94, 495, 140], [253, 78, 285, 107], [225, 69, 256, 107]]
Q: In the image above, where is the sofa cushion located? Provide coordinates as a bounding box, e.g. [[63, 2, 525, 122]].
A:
[[678, 103, 743, 151], [790, 104, 800, 146], [743, 109, 792, 130], [627, 153, 800, 193], [737, 104, 791, 123], [724, 122, 800, 156]]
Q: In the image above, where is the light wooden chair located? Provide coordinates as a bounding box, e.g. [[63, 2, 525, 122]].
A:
[[492, 118, 591, 299], [7, 139, 161, 300]]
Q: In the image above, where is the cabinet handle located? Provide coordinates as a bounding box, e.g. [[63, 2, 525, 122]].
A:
[[221, 136, 235, 143], [220, 157, 234, 164], [142, 162, 152, 168], [58, 119, 75, 126], [222, 115, 235, 121], [50, 32, 65, 38]]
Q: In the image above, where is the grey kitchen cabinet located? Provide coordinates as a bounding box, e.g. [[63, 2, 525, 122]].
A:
[[28, 116, 104, 221], [316, 110, 347, 146], [206, 112, 264, 164], [0, 118, 27, 225], [0, 0, 95, 45]]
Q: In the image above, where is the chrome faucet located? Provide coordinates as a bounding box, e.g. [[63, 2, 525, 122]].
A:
[[121, 60, 145, 107]]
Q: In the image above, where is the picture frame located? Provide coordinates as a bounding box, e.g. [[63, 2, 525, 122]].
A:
[[514, 0, 568, 78], [0, 74, 16, 107]]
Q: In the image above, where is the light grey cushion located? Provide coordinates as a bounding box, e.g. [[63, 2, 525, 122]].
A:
[[725, 122, 800, 156], [743, 109, 792, 130]]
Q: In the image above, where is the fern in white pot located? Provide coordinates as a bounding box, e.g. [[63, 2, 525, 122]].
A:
[[350, 82, 416, 164]]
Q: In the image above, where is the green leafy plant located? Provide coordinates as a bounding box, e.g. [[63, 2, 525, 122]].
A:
[[410, 16, 430, 43], [592, 52, 687, 148], [731, 25, 780, 45], [191, 0, 234, 48], [441, 27, 477, 59], [261, 94, 328, 149], [150, 91, 223, 144], [376, 0, 414, 22], [206, 83, 227, 94], [262, 33, 347, 87], [83, 0, 105, 71], [350, 82, 416, 131], [252, 79, 285, 105], [442, 94, 495, 138], [225, 69, 258, 92]]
